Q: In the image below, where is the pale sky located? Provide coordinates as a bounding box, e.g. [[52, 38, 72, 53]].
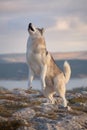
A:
[[0, 0, 87, 54]]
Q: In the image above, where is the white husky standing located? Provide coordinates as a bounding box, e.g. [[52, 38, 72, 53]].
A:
[[26, 23, 71, 108]]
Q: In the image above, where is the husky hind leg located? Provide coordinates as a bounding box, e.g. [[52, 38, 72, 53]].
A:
[[56, 78, 68, 107]]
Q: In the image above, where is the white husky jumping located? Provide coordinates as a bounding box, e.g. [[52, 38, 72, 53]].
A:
[[26, 23, 71, 108]]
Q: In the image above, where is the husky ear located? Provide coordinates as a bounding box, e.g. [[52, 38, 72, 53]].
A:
[[41, 28, 45, 35]]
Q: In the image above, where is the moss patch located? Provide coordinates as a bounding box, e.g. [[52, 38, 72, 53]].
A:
[[36, 112, 58, 120], [69, 97, 87, 104], [0, 105, 13, 117], [0, 120, 21, 130], [71, 106, 87, 113], [69, 96, 87, 113]]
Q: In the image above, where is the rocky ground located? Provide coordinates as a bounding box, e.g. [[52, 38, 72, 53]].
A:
[[0, 86, 87, 130]]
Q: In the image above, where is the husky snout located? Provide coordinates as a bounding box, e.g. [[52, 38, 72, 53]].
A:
[[28, 23, 34, 31], [28, 23, 36, 33]]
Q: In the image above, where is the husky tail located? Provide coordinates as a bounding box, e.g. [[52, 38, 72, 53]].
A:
[[64, 61, 71, 84]]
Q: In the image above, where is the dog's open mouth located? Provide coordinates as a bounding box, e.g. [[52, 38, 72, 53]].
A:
[[29, 23, 35, 31]]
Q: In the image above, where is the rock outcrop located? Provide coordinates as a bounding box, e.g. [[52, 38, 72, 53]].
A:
[[0, 87, 87, 130]]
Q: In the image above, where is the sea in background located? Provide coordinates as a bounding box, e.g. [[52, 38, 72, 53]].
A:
[[0, 78, 87, 91], [0, 52, 87, 91]]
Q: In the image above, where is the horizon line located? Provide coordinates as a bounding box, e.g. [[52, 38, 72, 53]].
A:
[[0, 50, 87, 55]]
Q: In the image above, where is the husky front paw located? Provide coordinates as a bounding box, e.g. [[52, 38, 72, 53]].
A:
[[66, 106, 71, 111], [27, 86, 32, 90], [43, 85, 46, 91]]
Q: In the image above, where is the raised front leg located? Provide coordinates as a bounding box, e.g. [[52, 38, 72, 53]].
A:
[[28, 68, 34, 89], [40, 64, 47, 89]]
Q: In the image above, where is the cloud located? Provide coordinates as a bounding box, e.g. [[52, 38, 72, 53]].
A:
[[0, 29, 27, 54], [45, 15, 87, 52], [0, 0, 87, 53], [0, 0, 87, 18], [56, 19, 70, 31], [47, 16, 87, 33]]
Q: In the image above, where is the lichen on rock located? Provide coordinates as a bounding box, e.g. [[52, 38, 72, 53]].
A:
[[0, 86, 87, 130]]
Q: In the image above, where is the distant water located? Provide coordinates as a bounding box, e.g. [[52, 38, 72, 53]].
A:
[[0, 78, 87, 90]]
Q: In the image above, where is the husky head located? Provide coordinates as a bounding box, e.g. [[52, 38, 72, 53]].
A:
[[28, 23, 44, 37]]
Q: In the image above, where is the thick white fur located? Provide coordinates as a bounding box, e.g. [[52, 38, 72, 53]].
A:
[[26, 23, 71, 108], [26, 24, 47, 90]]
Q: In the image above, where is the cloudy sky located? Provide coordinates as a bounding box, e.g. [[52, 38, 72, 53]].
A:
[[0, 0, 87, 54]]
